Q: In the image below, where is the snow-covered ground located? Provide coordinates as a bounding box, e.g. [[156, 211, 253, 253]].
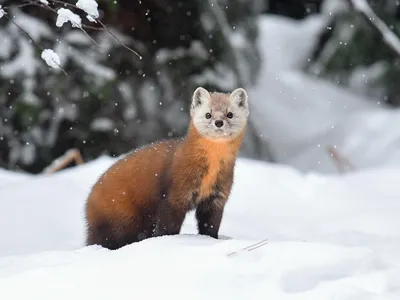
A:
[[0, 156, 400, 299], [251, 2, 400, 173]]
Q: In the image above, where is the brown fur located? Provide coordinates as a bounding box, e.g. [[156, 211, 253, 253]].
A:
[[85, 96, 246, 250]]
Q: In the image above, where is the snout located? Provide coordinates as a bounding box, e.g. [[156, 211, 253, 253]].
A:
[[214, 120, 224, 128]]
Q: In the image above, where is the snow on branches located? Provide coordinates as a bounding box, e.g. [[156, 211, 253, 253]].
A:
[[0, 5, 5, 19], [76, 0, 99, 22], [0, 0, 141, 75], [56, 0, 100, 27], [56, 8, 82, 28], [41, 49, 61, 69]]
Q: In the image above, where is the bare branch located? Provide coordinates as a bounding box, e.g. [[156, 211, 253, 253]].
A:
[[4, 0, 42, 10], [96, 18, 142, 59], [42, 148, 84, 173], [326, 145, 355, 173]]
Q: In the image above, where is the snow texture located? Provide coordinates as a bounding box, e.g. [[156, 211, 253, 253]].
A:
[[76, 0, 99, 19], [251, 12, 400, 173], [56, 8, 82, 28], [0, 156, 399, 299], [41, 49, 60, 69], [39, 0, 49, 5]]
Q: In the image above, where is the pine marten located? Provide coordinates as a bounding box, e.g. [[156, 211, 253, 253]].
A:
[[84, 87, 249, 250]]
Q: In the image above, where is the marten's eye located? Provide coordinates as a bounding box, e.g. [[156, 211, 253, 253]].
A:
[[227, 112, 233, 119], [205, 113, 212, 119]]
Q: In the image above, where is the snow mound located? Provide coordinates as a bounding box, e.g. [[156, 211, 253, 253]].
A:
[[0, 169, 31, 189], [1, 236, 398, 300], [0, 156, 399, 299]]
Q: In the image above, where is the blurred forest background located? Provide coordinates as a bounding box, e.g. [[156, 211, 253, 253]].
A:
[[1, 0, 400, 174]]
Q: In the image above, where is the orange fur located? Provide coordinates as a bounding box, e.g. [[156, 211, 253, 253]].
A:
[[85, 93, 247, 249]]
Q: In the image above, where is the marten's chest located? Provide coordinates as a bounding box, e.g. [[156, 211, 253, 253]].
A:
[[188, 157, 232, 209], [174, 138, 236, 208], [198, 159, 221, 199]]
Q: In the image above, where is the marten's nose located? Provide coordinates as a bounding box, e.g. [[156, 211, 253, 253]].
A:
[[215, 120, 224, 128]]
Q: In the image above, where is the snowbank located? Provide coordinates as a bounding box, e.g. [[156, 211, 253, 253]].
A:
[[251, 12, 400, 173], [0, 156, 399, 299]]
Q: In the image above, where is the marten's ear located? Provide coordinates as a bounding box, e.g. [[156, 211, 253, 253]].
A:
[[192, 87, 209, 109], [229, 88, 248, 108]]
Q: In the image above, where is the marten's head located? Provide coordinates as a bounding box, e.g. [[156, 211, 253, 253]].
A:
[[190, 87, 249, 140]]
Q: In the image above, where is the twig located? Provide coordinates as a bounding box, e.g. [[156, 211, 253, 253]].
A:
[[4, 0, 41, 10], [326, 145, 355, 173], [42, 148, 84, 173], [96, 18, 142, 59], [348, 0, 400, 57], [3, 13, 69, 76], [227, 239, 268, 257]]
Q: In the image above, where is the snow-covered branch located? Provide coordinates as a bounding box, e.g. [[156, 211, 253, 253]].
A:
[[1, 0, 142, 75], [2, 11, 69, 75], [0, 5, 5, 18], [46, 0, 142, 59], [349, 0, 400, 57]]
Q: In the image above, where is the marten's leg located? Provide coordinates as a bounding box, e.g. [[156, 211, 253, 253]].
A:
[[195, 200, 225, 239], [153, 199, 187, 237], [86, 219, 121, 250]]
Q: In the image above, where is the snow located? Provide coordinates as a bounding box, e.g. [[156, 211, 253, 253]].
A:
[[0, 169, 32, 189], [39, 0, 49, 5], [250, 11, 400, 173], [0, 156, 400, 299], [56, 8, 82, 28], [86, 15, 96, 23], [0, 5, 5, 19], [76, 0, 99, 19], [41, 49, 61, 69]]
